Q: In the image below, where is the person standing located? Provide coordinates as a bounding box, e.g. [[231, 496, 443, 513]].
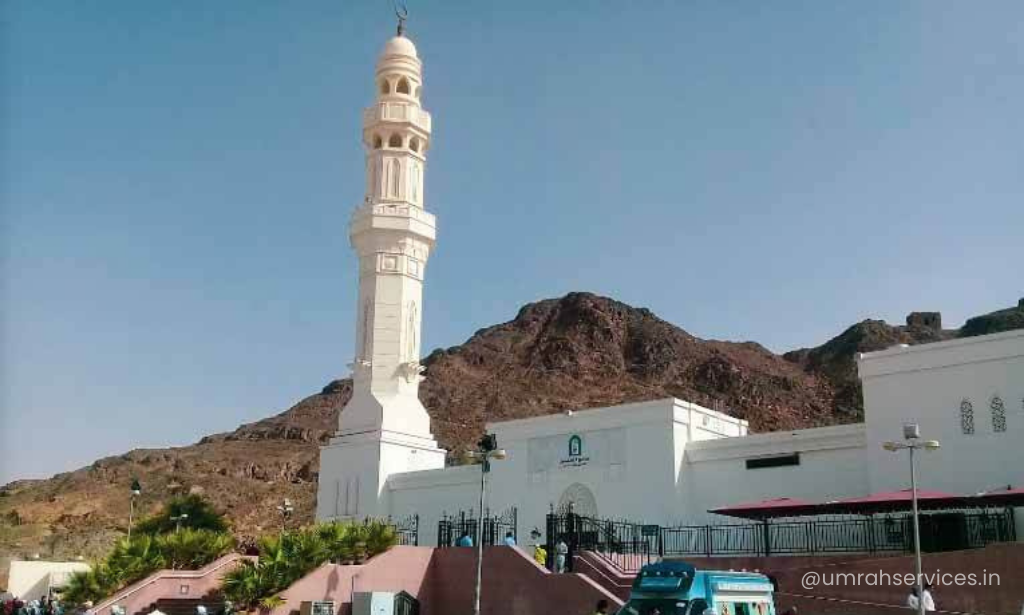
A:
[[555, 538, 569, 573], [921, 583, 936, 612], [907, 587, 920, 611], [456, 531, 473, 547], [503, 531, 516, 547], [532, 542, 547, 567]]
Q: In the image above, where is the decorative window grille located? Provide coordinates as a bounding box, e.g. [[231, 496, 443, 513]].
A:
[[991, 396, 1007, 433], [960, 398, 975, 435]]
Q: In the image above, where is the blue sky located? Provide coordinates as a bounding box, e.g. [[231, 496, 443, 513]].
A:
[[2, 1, 1022, 484]]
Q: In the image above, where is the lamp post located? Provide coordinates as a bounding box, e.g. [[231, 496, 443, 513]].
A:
[[882, 423, 940, 615], [128, 480, 142, 540], [276, 498, 294, 534], [170, 513, 189, 533], [466, 434, 507, 615]]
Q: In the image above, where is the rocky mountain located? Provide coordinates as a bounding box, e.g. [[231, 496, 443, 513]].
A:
[[2, 293, 1021, 581], [783, 299, 1024, 419]]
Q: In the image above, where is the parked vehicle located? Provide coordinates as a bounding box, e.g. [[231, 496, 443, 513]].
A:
[[618, 561, 775, 615]]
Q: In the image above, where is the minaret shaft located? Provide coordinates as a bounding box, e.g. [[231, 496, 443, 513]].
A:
[[316, 31, 446, 522], [340, 31, 435, 437]]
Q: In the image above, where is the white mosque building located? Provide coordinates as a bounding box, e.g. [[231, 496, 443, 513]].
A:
[[315, 28, 1024, 548]]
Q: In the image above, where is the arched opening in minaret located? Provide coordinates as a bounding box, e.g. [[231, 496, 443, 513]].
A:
[[379, 79, 390, 95], [372, 135, 383, 149], [409, 137, 420, 153], [388, 134, 403, 148], [396, 77, 411, 95], [414, 86, 422, 99]]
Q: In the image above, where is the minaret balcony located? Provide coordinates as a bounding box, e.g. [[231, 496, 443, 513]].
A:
[[363, 103, 431, 133], [350, 202, 436, 243]]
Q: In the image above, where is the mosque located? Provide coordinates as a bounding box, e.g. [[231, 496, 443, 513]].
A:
[[314, 27, 1024, 548]]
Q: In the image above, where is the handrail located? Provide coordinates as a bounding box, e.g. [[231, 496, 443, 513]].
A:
[[93, 554, 250, 612]]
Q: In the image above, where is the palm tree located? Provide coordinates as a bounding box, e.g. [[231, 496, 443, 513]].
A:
[[64, 564, 115, 606], [316, 522, 351, 564], [136, 494, 229, 535], [107, 535, 166, 586], [157, 528, 235, 569], [220, 521, 398, 611], [364, 521, 398, 557], [221, 560, 281, 612], [283, 530, 328, 584]]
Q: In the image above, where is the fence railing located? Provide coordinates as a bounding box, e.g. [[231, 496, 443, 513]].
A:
[[546, 507, 1016, 573], [437, 507, 518, 547], [390, 514, 420, 547]]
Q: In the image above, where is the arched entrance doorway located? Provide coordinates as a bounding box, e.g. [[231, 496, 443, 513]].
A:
[[557, 483, 598, 517]]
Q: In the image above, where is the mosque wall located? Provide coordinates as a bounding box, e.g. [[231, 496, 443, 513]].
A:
[[384, 399, 750, 544], [680, 424, 869, 524], [859, 329, 1024, 497], [387, 465, 479, 546]]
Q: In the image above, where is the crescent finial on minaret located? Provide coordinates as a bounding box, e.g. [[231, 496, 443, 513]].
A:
[[394, 1, 408, 36]]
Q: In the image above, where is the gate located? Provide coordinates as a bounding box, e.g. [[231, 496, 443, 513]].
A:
[[438, 507, 518, 547], [546, 503, 658, 572], [390, 514, 419, 546], [482, 506, 518, 546]]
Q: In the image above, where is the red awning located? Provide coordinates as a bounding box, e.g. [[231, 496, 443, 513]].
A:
[[823, 488, 966, 514], [972, 486, 1024, 507], [708, 497, 821, 520], [710, 486, 1024, 521]]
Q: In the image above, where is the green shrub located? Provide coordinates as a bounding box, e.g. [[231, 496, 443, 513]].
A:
[[157, 528, 236, 570], [61, 495, 236, 607], [136, 494, 229, 535], [221, 520, 398, 611]]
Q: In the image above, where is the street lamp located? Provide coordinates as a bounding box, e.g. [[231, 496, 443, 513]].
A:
[[465, 433, 507, 615], [882, 423, 940, 615], [128, 480, 142, 540], [170, 513, 189, 532], [276, 498, 294, 533]]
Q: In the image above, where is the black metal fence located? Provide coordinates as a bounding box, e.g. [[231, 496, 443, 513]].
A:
[[393, 591, 419, 615], [546, 511, 658, 572], [390, 514, 420, 546], [546, 506, 1016, 571], [437, 507, 518, 547]]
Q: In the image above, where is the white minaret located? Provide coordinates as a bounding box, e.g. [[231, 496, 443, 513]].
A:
[[316, 25, 446, 521]]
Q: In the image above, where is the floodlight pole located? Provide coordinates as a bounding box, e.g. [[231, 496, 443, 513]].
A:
[[883, 425, 938, 615], [908, 444, 924, 615], [128, 480, 142, 540], [473, 458, 487, 615], [128, 496, 136, 541], [471, 434, 504, 615]]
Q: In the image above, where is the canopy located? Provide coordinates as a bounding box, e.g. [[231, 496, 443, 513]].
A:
[[710, 486, 1024, 520], [972, 486, 1024, 507], [822, 488, 965, 514], [708, 497, 820, 520]]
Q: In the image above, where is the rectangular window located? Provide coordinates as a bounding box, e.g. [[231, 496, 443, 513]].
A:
[[745, 453, 800, 470]]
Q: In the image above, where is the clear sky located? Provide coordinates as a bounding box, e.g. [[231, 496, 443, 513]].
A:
[[2, 1, 1022, 484]]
